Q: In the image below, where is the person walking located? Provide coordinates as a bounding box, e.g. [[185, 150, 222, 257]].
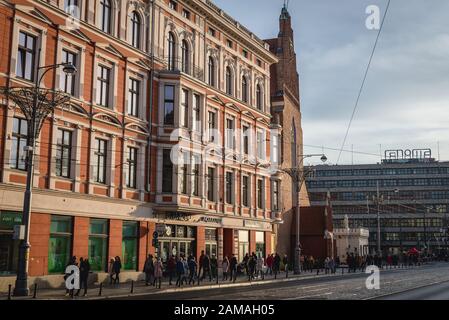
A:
[[210, 254, 218, 281], [167, 255, 176, 285], [222, 256, 230, 281], [229, 254, 238, 282], [266, 254, 273, 275], [75, 257, 90, 297], [198, 250, 205, 280], [256, 255, 264, 279], [108, 258, 115, 285], [282, 254, 289, 275], [143, 254, 154, 286], [201, 253, 212, 282], [113, 256, 122, 285], [242, 253, 250, 277], [273, 253, 281, 277], [154, 257, 163, 289], [248, 253, 256, 280], [182, 256, 189, 285], [188, 256, 197, 285], [175, 257, 184, 287]]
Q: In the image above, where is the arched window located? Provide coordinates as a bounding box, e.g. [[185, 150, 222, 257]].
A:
[[256, 83, 263, 110], [167, 32, 176, 71], [242, 76, 248, 103], [226, 66, 233, 95], [208, 56, 215, 87], [181, 40, 189, 74], [100, 0, 112, 34], [130, 11, 141, 48]]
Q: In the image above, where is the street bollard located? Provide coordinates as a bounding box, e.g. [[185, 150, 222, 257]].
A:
[[98, 283, 103, 296], [130, 280, 134, 294], [8, 284, 11, 300], [33, 283, 38, 299]]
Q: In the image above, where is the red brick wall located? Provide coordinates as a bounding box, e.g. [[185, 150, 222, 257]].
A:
[[223, 228, 234, 258], [196, 226, 205, 261], [265, 231, 272, 257], [108, 219, 122, 259], [148, 222, 156, 256], [72, 216, 89, 259], [29, 213, 51, 276], [138, 221, 148, 271]]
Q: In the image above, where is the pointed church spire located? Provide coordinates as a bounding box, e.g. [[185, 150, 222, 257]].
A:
[[280, 1, 291, 20]]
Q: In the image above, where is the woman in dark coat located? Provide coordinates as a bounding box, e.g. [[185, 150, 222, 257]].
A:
[[113, 256, 122, 284]]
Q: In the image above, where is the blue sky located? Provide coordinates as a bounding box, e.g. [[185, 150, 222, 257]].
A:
[[213, 0, 449, 165]]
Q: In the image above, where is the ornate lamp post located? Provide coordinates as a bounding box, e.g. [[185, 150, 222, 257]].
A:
[[0, 60, 76, 296], [281, 153, 327, 274]]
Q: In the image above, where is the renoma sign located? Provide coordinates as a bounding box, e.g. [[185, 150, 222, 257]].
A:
[[384, 148, 432, 161]]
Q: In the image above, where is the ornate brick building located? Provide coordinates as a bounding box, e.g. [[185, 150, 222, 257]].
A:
[[265, 5, 309, 257], [0, 0, 282, 287]]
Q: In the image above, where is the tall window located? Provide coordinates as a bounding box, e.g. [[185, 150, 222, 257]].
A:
[[17, 31, 36, 81], [181, 40, 189, 74], [257, 179, 263, 209], [100, 0, 112, 34], [257, 131, 265, 159], [225, 172, 233, 204], [61, 50, 76, 96], [162, 149, 173, 193], [181, 89, 189, 127], [164, 85, 175, 125], [207, 167, 215, 201], [130, 11, 141, 48], [64, 0, 79, 14], [93, 138, 107, 184], [122, 221, 138, 270], [208, 56, 215, 87], [226, 118, 235, 150], [48, 216, 73, 273], [168, 0, 177, 10], [242, 76, 248, 103], [180, 153, 188, 194], [167, 32, 176, 71], [126, 147, 137, 188], [192, 155, 200, 196], [96, 65, 110, 107], [256, 84, 263, 110], [11, 117, 28, 170], [226, 66, 233, 95], [128, 78, 140, 117], [192, 94, 200, 132], [242, 176, 249, 207], [56, 129, 72, 178], [273, 180, 280, 211], [271, 134, 279, 165], [89, 219, 108, 271], [243, 125, 249, 155], [208, 111, 216, 142]]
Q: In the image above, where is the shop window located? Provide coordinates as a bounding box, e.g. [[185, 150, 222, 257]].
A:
[[122, 221, 138, 271], [0, 211, 22, 275], [89, 219, 108, 271], [48, 216, 73, 273], [255, 231, 265, 258]]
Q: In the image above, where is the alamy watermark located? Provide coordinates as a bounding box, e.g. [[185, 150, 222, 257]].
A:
[[365, 265, 380, 290], [366, 5, 381, 30]]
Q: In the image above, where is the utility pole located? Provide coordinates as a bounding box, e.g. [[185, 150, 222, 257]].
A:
[[372, 180, 384, 256]]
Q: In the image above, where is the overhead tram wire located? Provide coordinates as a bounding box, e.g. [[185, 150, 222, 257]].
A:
[[336, 0, 392, 164]]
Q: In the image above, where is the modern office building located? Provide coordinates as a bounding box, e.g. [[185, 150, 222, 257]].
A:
[[0, 0, 285, 288], [306, 151, 449, 255]]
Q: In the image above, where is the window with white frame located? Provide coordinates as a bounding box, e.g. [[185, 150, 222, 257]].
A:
[[96, 65, 111, 107], [162, 149, 173, 193], [272, 180, 280, 211], [164, 85, 175, 125], [257, 178, 264, 209], [192, 94, 201, 132], [207, 167, 215, 201], [208, 111, 216, 142], [242, 76, 248, 103], [242, 175, 250, 207], [208, 56, 215, 87], [56, 129, 72, 178], [17, 31, 36, 81], [226, 118, 235, 150], [256, 130, 265, 159], [181, 40, 189, 74], [181, 89, 189, 128], [167, 32, 176, 71], [130, 11, 141, 49], [100, 0, 112, 34], [126, 146, 137, 188], [11, 117, 28, 170], [256, 83, 263, 110], [93, 138, 107, 184], [271, 134, 279, 165], [180, 152, 188, 194], [225, 172, 233, 204], [128, 78, 140, 117], [192, 154, 200, 197], [61, 49, 77, 96], [242, 125, 250, 155], [226, 66, 233, 96]]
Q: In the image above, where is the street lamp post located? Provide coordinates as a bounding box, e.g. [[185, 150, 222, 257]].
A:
[[0, 58, 76, 296], [281, 153, 327, 275], [372, 181, 384, 256]]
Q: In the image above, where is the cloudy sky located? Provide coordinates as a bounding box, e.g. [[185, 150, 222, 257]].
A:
[[213, 0, 449, 165]]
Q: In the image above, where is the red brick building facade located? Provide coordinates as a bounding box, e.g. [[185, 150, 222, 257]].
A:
[[0, 0, 281, 286]]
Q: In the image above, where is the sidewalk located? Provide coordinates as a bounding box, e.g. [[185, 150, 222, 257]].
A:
[[0, 265, 424, 300]]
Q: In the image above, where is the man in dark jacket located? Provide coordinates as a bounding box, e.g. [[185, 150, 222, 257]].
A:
[[175, 257, 185, 287], [198, 250, 205, 280], [229, 254, 238, 282], [76, 258, 90, 297], [273, 253, 281, 276], [210, 254, 218, 280], [282, 254, 289, 273], [167, 255, 176, 285], [188, 256, 197, 285], [143, 254, 154, 286], [201, 254, 212, 282]]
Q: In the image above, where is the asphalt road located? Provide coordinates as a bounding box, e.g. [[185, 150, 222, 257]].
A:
[[116, 262, 449, 300], [377, 280, 449, 300]]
